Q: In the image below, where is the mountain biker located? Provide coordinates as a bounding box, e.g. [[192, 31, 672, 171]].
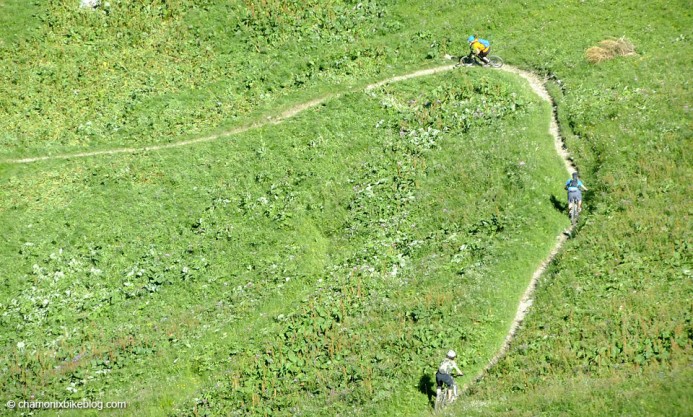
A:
[[467, 35, 491, 65], [565, 171, 588, 213], [436, 350, 464, 402]]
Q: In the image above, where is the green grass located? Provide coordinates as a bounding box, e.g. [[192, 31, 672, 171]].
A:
[[0, 0, 40, 44], [1, 0, 691, 416], [0, 68, 568, 416], [457, 367, 693, 417]]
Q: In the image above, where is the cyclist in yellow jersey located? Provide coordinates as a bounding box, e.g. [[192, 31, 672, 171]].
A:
[[467, 35, 491, 65]]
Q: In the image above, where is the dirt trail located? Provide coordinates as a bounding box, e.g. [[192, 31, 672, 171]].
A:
[[456, 64, 576, 393], [366, 62, 577, 393], [3, 62, 577, 392], [4, 96, 336, 164]]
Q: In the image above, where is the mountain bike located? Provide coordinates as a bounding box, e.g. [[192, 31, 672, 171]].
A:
[[568, 198, 579, 226], [434, 376, 462, 413], [434, 385, 453, 413], [458, 54, 504, 68]]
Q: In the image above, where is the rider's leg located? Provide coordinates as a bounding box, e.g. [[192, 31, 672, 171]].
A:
[[479, 50, 490, 65], [436, 372, 449, 401], [443, 383, 458, 402]]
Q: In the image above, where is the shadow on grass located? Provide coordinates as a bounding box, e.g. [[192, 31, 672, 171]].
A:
[[550, 194, 567, 213], [418, 373, 435, 407]]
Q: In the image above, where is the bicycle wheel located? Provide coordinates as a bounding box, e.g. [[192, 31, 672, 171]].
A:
[[487, 55, 503, 68], [434, 388, 443, 412], [434, 387, 448, 412], [458, 55, 475, 66]]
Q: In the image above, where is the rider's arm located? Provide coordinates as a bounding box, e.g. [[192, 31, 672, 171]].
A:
[[452, 361, 463, 375]]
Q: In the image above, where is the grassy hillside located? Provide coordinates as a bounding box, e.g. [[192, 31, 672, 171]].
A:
[[1, 0, 691, 416], [456, 1, 693, 415], [1, 69, 567, 416]]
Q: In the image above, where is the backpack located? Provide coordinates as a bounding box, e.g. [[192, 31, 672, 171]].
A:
[[569, 178, 579, 188], [479, 38, 490, 48]]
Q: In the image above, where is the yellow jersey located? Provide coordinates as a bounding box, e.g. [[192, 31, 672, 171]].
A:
[[470, 39, 490, 54]]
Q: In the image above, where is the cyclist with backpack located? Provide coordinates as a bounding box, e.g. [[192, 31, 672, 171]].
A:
[[565, 171, 588, 213], [467, 35, 491, 65], [436, 350, 464, 403]]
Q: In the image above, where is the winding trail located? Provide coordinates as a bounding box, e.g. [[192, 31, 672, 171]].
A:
[[4, 95, 336, 164], [3, 62, 576, 394], [367, 63, 579, 394]]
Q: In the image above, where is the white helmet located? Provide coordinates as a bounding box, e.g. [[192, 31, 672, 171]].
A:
[[447, 350, 456, 359]]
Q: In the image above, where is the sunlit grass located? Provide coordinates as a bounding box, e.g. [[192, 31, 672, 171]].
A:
[[1, 0, 691, 416]]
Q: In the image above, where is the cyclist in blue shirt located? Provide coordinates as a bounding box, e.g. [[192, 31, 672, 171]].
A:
[[565, 171, 588, 213]]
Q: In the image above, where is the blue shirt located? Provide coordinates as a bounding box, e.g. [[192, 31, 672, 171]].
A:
[[566, 178, 584, 191]]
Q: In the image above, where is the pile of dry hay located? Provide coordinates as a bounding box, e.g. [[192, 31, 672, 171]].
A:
[[585, 37, 636, 63]]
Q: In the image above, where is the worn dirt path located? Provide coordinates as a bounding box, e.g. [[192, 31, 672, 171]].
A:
[[368, 62, 578, 394], [3, 95, 337, 164], [3, 62, 577, 393]]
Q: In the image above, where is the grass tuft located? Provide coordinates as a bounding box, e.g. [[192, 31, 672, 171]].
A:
[[585, 37, 636, 63]]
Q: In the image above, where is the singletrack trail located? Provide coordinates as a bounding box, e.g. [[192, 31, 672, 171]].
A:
[[3, 61, 577, 394], [4, 95, 335, 164], [456, 63, 578, 394]]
